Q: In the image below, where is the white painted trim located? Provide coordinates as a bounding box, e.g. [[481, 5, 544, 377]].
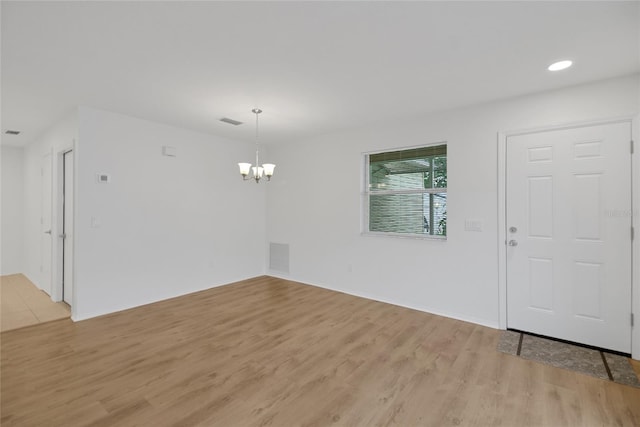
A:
[[362, 153, 369, 234], [267, 273, 500, 329], [71, 273, 259, 322], [361, 231, 447, 241], [52, 145, 74, 304], [41, 148, 54, 296], [501, 115, 636, 138], [267, 271, 290, 281], [52, 150, 64, 302], [71, 139, 78, 320], [632, 114, 639, 360], [497, 132, 507, 329], [362, 141, 448, 156], [498, 116, 638, 359]]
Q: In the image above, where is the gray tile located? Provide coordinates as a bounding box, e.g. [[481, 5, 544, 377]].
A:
[[496, 330, 520, 356], [496, 331, 640, 389], [604, 352, 640, 388], [519, 334, 609, 380]]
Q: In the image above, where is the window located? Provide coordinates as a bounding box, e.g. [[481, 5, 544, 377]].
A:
[[364, 144, 447, 237]]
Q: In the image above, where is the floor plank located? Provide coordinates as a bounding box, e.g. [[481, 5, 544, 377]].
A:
[[1, 274, 70, 332], [1, 276, 639, 426]]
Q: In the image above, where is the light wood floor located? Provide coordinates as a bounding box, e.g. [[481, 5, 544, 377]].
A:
[[1, 276, 639, 426], [1, 274, 70, 332]]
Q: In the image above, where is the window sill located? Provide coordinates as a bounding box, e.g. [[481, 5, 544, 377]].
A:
[[361, 231, 447, 241]]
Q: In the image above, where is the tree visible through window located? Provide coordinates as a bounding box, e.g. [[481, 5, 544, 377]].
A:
[[366, 144, 447, 237]]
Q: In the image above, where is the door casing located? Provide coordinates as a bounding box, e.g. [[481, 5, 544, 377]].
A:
[[62, 150, 74, 305], [53, 144, 75, 311], [41, 151, 53, 295]]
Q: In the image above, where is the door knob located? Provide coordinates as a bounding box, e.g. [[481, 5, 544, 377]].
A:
[[508, 240, 518, 246]]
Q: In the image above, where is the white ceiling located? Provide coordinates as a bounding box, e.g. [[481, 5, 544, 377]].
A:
[[2, 1, 639, 147]]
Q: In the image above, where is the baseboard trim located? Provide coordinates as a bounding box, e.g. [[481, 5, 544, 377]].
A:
[[266, 273, 500, 330]]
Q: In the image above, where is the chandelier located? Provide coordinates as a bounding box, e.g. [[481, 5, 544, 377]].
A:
[[238, 108, 275, 183]]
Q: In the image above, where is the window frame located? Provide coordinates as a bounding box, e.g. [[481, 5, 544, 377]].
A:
[[362, 142, 448, 240]]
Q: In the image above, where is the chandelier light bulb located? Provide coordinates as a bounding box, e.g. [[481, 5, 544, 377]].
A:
[[263, 163, 276, 179], [238, 163, 251, 177]]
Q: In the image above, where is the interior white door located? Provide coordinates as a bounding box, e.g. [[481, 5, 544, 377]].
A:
[[63, 150, 74, 305], [41, 152, 53, 294], [506, 122, 632, 353]]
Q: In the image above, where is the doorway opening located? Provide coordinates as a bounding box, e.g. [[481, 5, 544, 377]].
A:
[[498, 119, 634, 355], [60, 149, 74, 306]]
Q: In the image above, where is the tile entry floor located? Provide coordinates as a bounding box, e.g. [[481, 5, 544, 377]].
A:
[[498, 330, 640, 388], [1, 274, 70, 332]]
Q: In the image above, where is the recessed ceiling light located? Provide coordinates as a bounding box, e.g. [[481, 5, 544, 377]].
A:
[[548, 60, 573, 71]]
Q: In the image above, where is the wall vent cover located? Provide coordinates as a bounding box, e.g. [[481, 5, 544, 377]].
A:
[[220, 117, 243, 126], [269, 243, 290, 273]]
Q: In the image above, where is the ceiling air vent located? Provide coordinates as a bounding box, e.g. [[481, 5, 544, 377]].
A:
[[220, 117, 243, 126], [5, 130, 20, 135]]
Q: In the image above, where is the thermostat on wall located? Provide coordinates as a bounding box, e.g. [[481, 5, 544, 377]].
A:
[[162, 146, 177, 157], [96, 173, 111, 183]]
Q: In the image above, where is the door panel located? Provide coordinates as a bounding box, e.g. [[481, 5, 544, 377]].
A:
[[506, 122, 632, 353]]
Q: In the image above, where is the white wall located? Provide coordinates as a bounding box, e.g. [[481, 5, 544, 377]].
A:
[[1, 146, 25, 275], [266, 74, 640, 330], [15, 76, 639, 356], [22, 111, 77, 293], [74, 107, 265, 320]]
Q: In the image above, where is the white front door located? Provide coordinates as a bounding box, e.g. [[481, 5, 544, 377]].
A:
[[63, 150, 74, 305], [41, 152, 53, 295], [506, 121, 632, 353]]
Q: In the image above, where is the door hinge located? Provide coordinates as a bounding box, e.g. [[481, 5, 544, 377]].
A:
[[631, 140, 635, 154], [632, 313, 635, 327], [632, 226, 635, 241]]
